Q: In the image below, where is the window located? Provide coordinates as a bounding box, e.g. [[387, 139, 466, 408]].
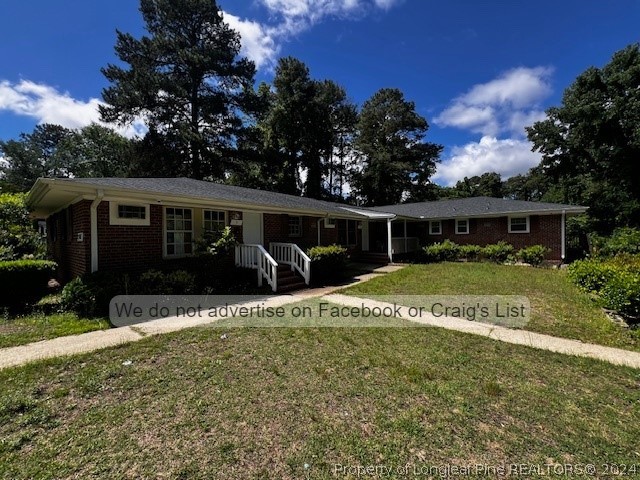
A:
[[509, 216, 530, 233], [109, 202, 150, 226], [165, 207, 193, 257], [455, 219, 469, 234], [429, 221, 442, 235], [338, 219, 358, 246], [288, 216, 302, 237], [203, 210, 226, 232], [324, 217, 336, 228]]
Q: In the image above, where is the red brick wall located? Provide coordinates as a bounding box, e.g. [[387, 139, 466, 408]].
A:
[[96, 202, 164, 272], [263, 214, 338, 250], [424, 215, 563, 260], [47, 200, 91, 281]]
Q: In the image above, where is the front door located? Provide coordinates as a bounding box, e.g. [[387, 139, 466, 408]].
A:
[[242, 212, 263, 245]]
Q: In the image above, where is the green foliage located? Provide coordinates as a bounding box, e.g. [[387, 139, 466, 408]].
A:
[[60, 278, 96, 318], [0, 260, 57, 309], [307, 245, 348, 282], [422, 240, 460, 263], [352, 88, 442, 206], [195, 226, 237, 257], [599, 228, 640, 257], [100, 0, 256, 180], [136, 270, 197, 295], [0, 193, 45, 260], [568, 256, 640, 318], [458, 244, 483, 261], [482, 241, 514, 263], [454, 172, 503, 198], [517, 245, 550, 266]]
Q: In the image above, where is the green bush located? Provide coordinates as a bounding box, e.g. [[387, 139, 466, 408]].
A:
[[568, 259, 619, 293], [195, 226, 237, 258], [482, 241, 514, 263], [0, 259, 57, 309], [600, 228, 640, 257], [422, 240, 460, 263], [600, 271, 640, 318], [459, 244, 483, 261], [60, 277, 96, 317], [0, 193, 46, 260], [137, 269, 197, 295], [517, 245, 550, 266], [307, 245, 348, 283]]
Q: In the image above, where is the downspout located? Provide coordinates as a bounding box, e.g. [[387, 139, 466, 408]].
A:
[[317, 218, 323, 246], [387, 218, 393, 263], [561, 209, 566, 262], [90, 190, 104, 273]]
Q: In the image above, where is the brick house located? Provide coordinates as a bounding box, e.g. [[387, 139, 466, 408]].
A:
[[27, 178, 587, 291]]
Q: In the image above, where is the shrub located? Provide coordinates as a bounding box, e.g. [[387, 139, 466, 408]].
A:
[[0, 193, 46, 260], [600, 271, 640, 318], [195, 226, 237, 258], [307, 245, 348, 283], [458, 244, 483, 261], [136, 269, 196, 295], [600, 227, 640, 257], [517, 245, 550, 266], [0, 259, 57, 309], [482, 241, 514, 263], [60, 277, 96, 317], [422, 240, 460, 263], [567, 259, 618, 293]]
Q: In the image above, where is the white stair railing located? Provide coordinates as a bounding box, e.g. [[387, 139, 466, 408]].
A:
[[235, 244, 278, 292], [269, 242, 311, 285]]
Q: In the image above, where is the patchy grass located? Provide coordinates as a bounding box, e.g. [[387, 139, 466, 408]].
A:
[[0, 313, 108, 348], [344, 263, 640, 351], [0, 301, 640, 478]]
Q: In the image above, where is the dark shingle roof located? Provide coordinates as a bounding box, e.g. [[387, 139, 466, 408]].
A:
[[47, 177, 380, 218], [371, 196, 587, 219]]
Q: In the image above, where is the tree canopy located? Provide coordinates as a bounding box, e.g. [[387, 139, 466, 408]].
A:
[[100, 0, 256, 180]]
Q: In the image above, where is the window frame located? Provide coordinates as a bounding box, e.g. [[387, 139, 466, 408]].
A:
[[429, 220, 442, 235], [455, 218, 469, 235], [202, 209, 226, 233], [508, 216, 530, 234], [109, 202, 150, 226], [288, 216, 303, 237], [164, 207, 194, 258]]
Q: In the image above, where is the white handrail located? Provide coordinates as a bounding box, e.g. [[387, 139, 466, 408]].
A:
[[270, 242, 311, 285], [235, 244, 278, 292]]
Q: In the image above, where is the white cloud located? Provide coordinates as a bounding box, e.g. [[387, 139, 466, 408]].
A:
[[433, 136, 541, 186], [435, 66, 553, 137], [0, 79, 145, 138], [224, 13, 279, 69]]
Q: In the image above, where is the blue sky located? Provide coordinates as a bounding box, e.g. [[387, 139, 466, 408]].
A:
[[0, 0, 638, 185]]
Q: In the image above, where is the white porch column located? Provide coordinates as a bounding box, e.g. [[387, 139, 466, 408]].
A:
[[361, 220, 369, 251], [387, 218, 393, 263], [561, 210, 566, 261]]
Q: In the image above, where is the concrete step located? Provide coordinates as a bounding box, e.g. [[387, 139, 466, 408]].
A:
[[278, 280, 307, 293]]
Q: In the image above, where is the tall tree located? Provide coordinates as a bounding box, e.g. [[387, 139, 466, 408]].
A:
[[455, 172, 503, 198], [100, 0, 256, 180], [352, 88, 442, 206], [0, 124, 74, 191], [526, 43, 640, 232]]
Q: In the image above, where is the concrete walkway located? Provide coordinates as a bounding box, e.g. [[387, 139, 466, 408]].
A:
[[3, 264, 640, 371], [325, 294, 640, 370], [0, 265, 402, 370]]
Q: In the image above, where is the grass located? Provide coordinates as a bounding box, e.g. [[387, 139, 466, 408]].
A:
[[343, 262, 640, 351], [0, 312, 109, 348], [1, 301, 640, 478]]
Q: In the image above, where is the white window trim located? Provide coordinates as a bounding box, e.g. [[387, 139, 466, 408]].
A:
[[202, 209, 227, 232], [429, 220, 442, 235], [163, 206, 194, 258], [288, 216, 303, 237], [508, 215, 530, 234], [109, 202, 150, 226], [324, 217, 336, 229], [455, 218, 469, 235]]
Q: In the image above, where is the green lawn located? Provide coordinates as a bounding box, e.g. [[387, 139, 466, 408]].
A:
[[343, 263, 640, 351], [0, 313, 108, 349], [1, 302, 640, 479]]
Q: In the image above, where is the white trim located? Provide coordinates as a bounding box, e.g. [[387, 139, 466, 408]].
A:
[[109, 201, 150, 226], [455, 218, 469, 235], [508, 215, 530, 234], [163, 206, 195, 258], [561, 210, 566, 260], [202, 209, 227, 231], [90, 191, 104, 273], [429, 220, 442, 235], [387, 218, 393, 262], [288, 215, 303, 237]]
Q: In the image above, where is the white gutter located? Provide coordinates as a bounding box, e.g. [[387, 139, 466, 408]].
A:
[[90, 190, 104, 273], [317, 218, 323, 246], [561, 209, 566, 261]]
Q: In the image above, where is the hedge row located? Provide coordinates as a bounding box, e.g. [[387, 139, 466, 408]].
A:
[[421, 240, 549, 266], [568, 255, 640, 319], [0, 259, 57, 309], [307, 244, 348, 283]]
